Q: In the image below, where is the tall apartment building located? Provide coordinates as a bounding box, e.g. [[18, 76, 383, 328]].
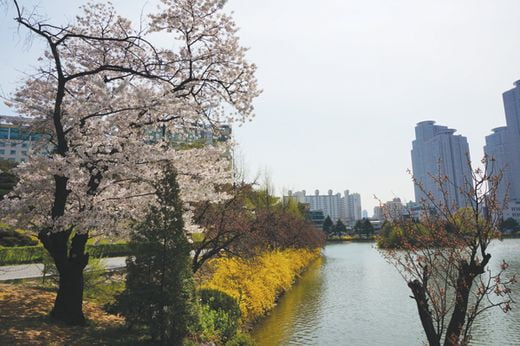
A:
[[345, 191, 362, 222], [287, 189, 362, 224], [484, 127, 512, 204], [411, 121, 472, 209], [484, 80, 520, 220]]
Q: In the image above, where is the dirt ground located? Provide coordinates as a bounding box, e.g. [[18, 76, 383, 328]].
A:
[[0, 283, 128, 345]]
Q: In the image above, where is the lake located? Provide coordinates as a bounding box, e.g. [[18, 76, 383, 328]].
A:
[[253, 239, 520, 345]]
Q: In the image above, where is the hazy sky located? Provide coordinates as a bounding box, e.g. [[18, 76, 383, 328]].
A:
[[1, 0, 520, 213]]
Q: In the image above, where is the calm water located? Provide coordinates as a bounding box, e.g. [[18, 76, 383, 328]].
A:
[[253, 239, 520, 346]]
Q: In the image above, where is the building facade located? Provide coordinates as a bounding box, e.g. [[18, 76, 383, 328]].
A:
[[0, 116, 42, 163], [411, 121, 472, 209], [287, 189, 362, 224], [484, 80, 520, 221], [484, 127, 512, 205]]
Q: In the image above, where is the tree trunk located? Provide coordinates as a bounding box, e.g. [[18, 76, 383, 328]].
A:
[[444, 255, 489, 346], [39, 230, 89, 325], [408, 279, 441, 346], [51, 259, 87, 324], [444, 265, 474, 346]]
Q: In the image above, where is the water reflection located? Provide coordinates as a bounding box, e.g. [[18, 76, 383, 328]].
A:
[[252, 257, 325, 345], [253, 240, 520, 346]]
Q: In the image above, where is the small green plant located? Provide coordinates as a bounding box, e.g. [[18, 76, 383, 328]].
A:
[[196, 289, 242, 343], [225, 332, 255, 346]]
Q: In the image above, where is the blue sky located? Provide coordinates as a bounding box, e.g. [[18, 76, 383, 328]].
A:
[[1, 0, 520, 213]]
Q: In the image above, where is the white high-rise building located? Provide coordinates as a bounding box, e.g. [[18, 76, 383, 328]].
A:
[[484, 80, 520, 220], [345, 190, 362, 222], [411, 121, 472, 209], [287, 189, 363, 224]]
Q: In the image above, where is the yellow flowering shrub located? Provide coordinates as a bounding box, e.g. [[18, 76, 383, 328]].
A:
[[201, 248, 321, 321]]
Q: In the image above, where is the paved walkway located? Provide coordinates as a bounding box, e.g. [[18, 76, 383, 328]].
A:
[[0, 257, 127, 281]]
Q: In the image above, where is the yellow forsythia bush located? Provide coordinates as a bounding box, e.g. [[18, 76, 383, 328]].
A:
[[201, 248, 321, 321]]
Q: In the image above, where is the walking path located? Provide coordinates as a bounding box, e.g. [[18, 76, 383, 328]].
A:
[[0, 257, 127, 281]]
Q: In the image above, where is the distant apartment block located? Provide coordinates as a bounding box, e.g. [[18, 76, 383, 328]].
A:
[[374, 199, 423, 221], [484, 80, 520, 221], [0, 116, 43, 163], [411, 121, 472, 209], [287, 189, 362, 224]]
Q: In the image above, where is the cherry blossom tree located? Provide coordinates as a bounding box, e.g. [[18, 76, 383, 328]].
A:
[[2, 0, 259, 325]]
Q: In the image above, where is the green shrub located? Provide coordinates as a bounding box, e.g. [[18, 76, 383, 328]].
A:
[[0, 245, 45, 265], [197, 289, 241, 343], [87, 243, 131, 258], [198, 303, 240, 343], [0, 242, 132, 265], [225, 332, 255, 346], [199, 288, 241, 321], [0, 228, 38, 247]]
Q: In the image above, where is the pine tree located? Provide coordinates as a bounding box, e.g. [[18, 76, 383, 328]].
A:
[[111, 165, 197, 344], [334, 219, 347, 234], [323, 216, 334, 235]]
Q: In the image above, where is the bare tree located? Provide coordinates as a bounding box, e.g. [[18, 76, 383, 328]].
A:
[[379, 157, 516, 345]]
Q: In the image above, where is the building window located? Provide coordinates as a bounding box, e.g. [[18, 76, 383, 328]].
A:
[[21, 151, 27, 156], [7, 158, 15, 161], [10, 150, 16, 155], [0, 149, 4, 155], [0, 128, 9, 139], [0, 142, 5, 147], [21, 143, 28, 148]]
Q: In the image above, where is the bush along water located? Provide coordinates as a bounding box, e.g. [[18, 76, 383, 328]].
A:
[[201, 248, 321, 322]]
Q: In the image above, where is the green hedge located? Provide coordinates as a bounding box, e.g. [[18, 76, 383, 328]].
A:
[[0, 243, 131, 266]]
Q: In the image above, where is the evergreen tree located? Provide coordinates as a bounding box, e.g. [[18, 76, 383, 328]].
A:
[[334, 219, 347, 234], [323, 216, 334, 235], [354, 219, 364, 237], [354, 218, 374, 238], [111, 165, 197, 344], [362, 218, 375, 237]]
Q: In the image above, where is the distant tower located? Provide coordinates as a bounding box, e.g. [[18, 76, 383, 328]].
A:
[[496, 81, 520, 202], [484, 127, 511, 204], [411, 121, 472, 209]]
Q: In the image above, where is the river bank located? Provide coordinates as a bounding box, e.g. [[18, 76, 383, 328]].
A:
[[1, 247, 323, 345]]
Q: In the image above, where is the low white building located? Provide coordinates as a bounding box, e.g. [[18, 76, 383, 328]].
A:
[[287, 189, 363, 224]]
